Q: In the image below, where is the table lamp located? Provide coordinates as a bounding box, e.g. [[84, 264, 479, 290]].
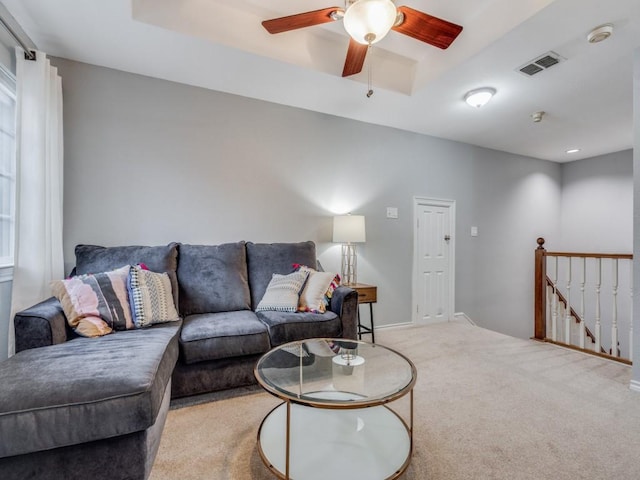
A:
[[333, 214, 366, 286]]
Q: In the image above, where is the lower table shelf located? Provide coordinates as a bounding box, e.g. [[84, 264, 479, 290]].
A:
[[257, 401, 411, 480]]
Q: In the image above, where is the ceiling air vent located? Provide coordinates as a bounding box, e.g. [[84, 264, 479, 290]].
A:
[[517, 51, 564, 77]]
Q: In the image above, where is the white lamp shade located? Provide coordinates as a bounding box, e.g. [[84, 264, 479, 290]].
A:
[[333, 215, 366, 243], [343, 0, 397, 45]]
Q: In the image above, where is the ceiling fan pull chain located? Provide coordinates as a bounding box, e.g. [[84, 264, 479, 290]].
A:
[[366, 44, 373, 98]]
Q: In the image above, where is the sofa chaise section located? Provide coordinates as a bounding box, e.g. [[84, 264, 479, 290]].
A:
[[0, 322, 181, 480]]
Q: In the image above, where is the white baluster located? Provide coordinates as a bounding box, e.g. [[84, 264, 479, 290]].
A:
[[630, 260, 634, 361], [595, 258, 601, 353], [611, 259, 619, 357], [551, 257, 558, 342], [578, 257, 585, 349], [565, 257, 572, 344], [546, 284, 553, 338]]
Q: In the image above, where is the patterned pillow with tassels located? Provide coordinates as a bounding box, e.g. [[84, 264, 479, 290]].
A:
[[256, 270, 309, 312], [127, 265, 180, 328]]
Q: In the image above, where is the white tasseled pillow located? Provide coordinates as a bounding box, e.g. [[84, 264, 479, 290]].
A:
[[256, 270, 309, 312]]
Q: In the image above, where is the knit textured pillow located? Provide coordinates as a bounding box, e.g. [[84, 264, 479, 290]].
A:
[[51, 265, 133, 338], [128, 265, 179, 328], [256, 270, 309, 313]]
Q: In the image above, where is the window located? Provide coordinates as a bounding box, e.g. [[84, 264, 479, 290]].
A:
[[0, 66, 15, 267]]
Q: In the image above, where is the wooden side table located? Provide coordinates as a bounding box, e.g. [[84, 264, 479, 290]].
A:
[[350, 283, 377, 343]]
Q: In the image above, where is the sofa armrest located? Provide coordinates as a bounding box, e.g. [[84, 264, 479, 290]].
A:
[[329, 286, 358, 340], [14, 297, 69, 353]]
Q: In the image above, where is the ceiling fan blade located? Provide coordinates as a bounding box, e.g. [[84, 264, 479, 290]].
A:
[[392, 6, 463, 49], [342, 38, 369, 77], [262, 7, 341, 34]]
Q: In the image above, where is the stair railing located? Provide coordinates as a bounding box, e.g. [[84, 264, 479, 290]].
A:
[[534, 237, 632, 365]]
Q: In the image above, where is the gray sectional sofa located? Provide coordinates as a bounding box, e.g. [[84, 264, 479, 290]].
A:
[[0, 241, 358, 480]]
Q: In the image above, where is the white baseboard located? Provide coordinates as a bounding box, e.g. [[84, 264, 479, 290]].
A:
[[454, 312, 476, 326], [375, 321, 414, 331], [630, 380, 640, 393], [375, 315, 475, 330]]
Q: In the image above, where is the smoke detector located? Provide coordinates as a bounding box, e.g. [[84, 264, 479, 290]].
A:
[[587, 24, 613, 43], [531, 111, 545, 123]]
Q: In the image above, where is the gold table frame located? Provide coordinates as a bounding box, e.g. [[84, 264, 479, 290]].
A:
[[254, 338, 417, 480]]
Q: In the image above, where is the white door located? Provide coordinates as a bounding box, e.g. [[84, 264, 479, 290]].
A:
[[414, 198, 455, 324]]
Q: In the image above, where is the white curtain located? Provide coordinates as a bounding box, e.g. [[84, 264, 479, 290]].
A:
[[8, 49, 64, 356]]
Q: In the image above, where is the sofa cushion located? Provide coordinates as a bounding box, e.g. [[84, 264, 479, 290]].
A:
[[246, 241, 316, 310], [0, 322, 180, 458], [256, 310, 342, 346], [74, 243, 179, 309], [180, 311, 270, 364], [177, 243, 250, 315]]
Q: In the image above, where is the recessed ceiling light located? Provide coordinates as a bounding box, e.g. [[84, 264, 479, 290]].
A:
[[566, 148, 580, 154], [464, 88, 496, 108]]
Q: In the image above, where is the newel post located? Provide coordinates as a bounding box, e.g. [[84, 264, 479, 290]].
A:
[[534, 237, 547, 340]]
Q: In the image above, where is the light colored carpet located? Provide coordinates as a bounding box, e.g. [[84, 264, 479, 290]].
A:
[[150, 321, 640, 479]]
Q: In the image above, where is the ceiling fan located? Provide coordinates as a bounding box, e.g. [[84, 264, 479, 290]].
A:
[[262, 0, 463, 77]]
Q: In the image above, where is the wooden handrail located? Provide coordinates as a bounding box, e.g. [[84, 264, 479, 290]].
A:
[[545, 252, 632, 260]]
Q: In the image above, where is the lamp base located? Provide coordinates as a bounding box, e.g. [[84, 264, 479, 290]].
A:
[[341, 243, 357, 285]]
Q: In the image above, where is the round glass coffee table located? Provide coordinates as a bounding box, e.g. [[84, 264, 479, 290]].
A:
[[254, 338, 417, 480]]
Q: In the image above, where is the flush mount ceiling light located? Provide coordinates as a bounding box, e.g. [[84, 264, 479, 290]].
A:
[[587, 24, 613, 43], [464, 87, 496, 108], [566, 148, 581, 154]]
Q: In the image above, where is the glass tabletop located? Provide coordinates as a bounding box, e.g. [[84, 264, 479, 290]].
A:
[[254, 338, 417, 408]]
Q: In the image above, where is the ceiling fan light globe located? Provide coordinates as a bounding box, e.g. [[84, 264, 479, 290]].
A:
[[343, 0, 397, 45]]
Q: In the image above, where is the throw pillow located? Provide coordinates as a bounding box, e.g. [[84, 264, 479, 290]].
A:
[[295, 265, 341, 313], [51, 265, 133, 338], [128, 265, 180, 328], [256, 270, 309, 313]]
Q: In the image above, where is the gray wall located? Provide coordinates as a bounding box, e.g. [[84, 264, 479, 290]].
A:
[[560, 149, 633, 252], [51, 57, 563, 340], [558, 150, 634, 360]]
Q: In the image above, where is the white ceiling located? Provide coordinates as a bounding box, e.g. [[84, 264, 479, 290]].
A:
[[3, 0, 640, 162]]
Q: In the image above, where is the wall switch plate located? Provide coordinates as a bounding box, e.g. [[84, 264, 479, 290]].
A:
[[386, 207, 398, 219], [471, 226, 478, 237]]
